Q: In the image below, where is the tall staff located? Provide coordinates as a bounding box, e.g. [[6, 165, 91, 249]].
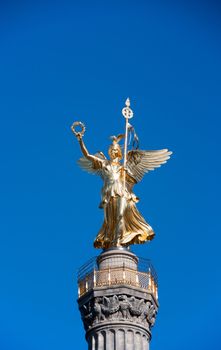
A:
[[122, 98, 134, 193]]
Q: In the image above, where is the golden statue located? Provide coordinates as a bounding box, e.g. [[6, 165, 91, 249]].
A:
[[71, 99, 172, 249]]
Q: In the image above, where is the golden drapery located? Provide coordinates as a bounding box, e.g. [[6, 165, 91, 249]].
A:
[[92, 161, 154, 249], [94, 195, 154, 249]]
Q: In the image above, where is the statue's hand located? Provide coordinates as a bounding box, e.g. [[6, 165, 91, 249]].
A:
[[76, 132, 82, 141], [71, 121, 86, 140]]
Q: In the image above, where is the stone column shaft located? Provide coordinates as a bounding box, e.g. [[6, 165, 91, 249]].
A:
[[87, 327, 150, 350]]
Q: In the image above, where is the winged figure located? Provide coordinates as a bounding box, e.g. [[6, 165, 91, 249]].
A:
[[74, 128, 172, 249]]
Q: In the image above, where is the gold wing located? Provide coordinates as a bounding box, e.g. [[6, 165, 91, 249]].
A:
[[127, 149, 172, 183], [77, 152, 106, 176]]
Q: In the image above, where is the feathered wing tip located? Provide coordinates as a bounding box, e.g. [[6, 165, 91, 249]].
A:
[[77, 152, 106, 175], [127, 148, 173, 183]]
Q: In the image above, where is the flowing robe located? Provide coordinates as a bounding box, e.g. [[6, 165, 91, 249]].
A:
[[93, 160, 154, 249]]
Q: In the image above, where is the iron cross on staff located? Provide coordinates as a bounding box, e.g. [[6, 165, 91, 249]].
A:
[[122, 98, 134, 194]]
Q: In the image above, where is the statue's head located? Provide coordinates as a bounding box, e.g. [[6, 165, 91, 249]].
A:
[[108, 134, 124, 160], [108, 144, 123, 160]]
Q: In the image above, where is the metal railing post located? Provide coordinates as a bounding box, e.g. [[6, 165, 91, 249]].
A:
[[123, 263, 127, 283], [93, 269, 96, 287], [136, 271, 139, 286], [85, 276, 88, 292], [108, 267, 111, 286]]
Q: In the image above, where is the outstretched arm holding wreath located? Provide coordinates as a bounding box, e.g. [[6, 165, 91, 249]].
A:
[[71, 121, 104, 166]]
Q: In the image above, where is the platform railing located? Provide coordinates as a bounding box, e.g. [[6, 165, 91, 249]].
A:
[[78, 266, 158, 300]]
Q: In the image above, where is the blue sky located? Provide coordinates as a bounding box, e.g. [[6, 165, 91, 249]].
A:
[[0, 1, 221, 349]]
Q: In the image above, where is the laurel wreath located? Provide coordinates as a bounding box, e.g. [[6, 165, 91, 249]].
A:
[[71, 121, 86, 137]]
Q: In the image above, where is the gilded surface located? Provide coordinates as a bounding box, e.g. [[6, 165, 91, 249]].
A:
[[78, 267, 158, 300], [72, 100, 172, 249]]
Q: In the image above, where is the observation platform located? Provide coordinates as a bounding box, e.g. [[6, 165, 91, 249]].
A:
[[77, 248, 158, 301]]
